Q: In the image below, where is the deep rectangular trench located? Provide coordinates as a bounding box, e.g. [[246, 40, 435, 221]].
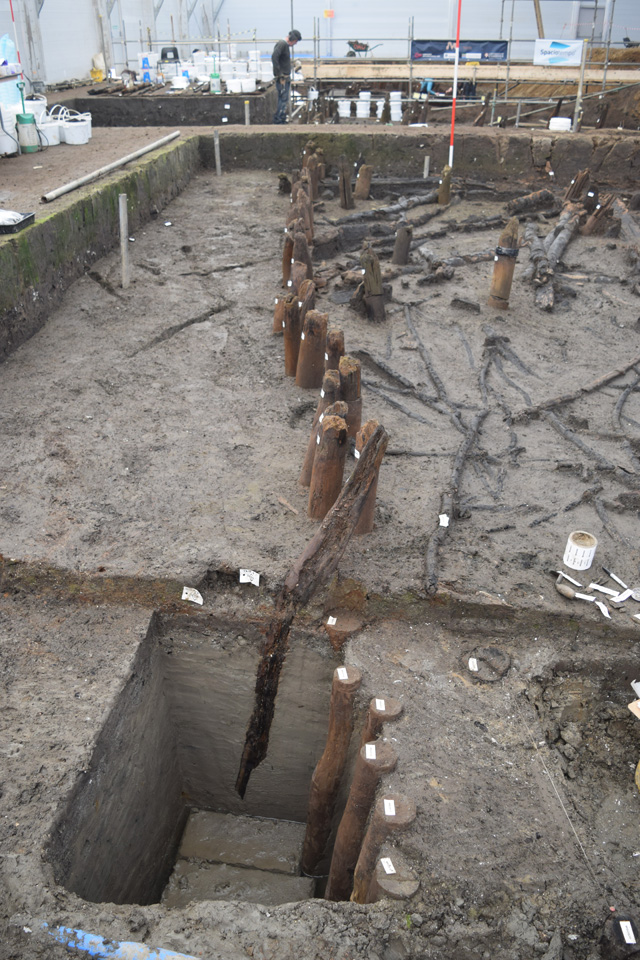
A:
[[46, 612, 338, 906]]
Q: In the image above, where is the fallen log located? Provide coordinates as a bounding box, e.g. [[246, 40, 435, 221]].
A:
[[235, 423, 389, 798], [506, 189, 555, 215], [329, 190, 439, 225]]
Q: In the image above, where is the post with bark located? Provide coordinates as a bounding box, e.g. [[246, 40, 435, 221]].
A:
[[296, 310, 328, 388], [563, 168, 590, 203], [354, 164, 374, 201], [325, 741, 397, 901], [354, 420, 382, 534], [273, 295, 285, 335], [338, 155, 355, 210], [360, 695, 404, 746], [391, 223, 413, 265], [351, 794, 417, 904], [438, 164, 452, 206], [299, 370, 341, 486], [290, 260, 309, 295], [301, 666, 362, 875], [298, 278, 316, 327], [339, 355, 362, 439], [325, 328, 346, 372], [361, 246, 387, 322], [282, 293, 301, 376], [293, 227, 314, 280], [308, 415, 349, 520], [488, 216, 520, 310]]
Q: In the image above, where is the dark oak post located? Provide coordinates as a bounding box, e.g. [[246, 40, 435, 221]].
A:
[[488, 216, 519, 310], [296, 309, 328, 388], [339, 354, 362, 439], [351, 794, 417, 904]]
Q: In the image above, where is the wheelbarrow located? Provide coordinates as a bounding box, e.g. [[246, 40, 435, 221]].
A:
[[346, 40, 383, 57]]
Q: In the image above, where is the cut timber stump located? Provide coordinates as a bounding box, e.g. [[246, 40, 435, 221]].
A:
[[301, 666, 363, 875], [488, 216, 519, 310], [325, 328, 346, 372], [296, 310, 327, 389], [308, 415, 349, 519], [339, 355, 362, 439], [354, 164, 374, 201], [354, 419, 382, 534], [323, 610, 363, 652], [273, 295, 285, 335], [282, 293, 301, 376], [299, 370, 341, 487], [360, 696, 403, 747], [361, 246, 387, 323], [391, 224, 413, 265], [338, 155, 355, 210], [351, 794, 417, 904], [563, 168, 590, 203], [438, 165, 452, 206]]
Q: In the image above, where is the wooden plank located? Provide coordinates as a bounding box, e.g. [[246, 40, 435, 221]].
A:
[[301, 61, 639, 84]]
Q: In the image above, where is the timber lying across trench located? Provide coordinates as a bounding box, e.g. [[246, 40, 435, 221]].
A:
[[2, 138, 640, 958]]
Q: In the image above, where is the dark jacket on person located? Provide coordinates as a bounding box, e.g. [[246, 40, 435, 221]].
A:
[[272, 39, 291, 79]]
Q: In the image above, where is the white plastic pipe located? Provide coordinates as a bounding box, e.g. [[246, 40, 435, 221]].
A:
[[119, 193, 130, 289], [41, 131, 180, 202]]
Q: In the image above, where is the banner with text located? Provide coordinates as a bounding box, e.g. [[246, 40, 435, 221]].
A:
[[411, 40, 508, 62], [533, 39, 583, 65]]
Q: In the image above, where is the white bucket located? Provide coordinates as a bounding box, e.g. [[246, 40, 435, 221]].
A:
[[389, 91, 402, 101], [337, 99, 351, 118], [376, 99, 385, 118], [37, 117, 60, 146], [63, 116, 90, 145], [24, 95, 47, 123], [241, 77, 255, 93], [359, 90, 371, 101], [563, 530, 598, 571], [356, 101, 370, 118], [390, 106, 402, 122], [0, 105, 18, 154], [227, 78, 242, 93], [261, 63, 274, 81], [549, 116, 572, 132]]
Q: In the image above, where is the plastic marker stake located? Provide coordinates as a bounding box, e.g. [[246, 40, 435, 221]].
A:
[[620, 922, 636, 945], [575, 592, 596, 602], [365, 743, 377, 759], [439, 514, 450, 527], [239, 569, 260, 586], [595, 601, 611, 619], [468, 657, 479, 672], [182, 586, 203, 605], [375, 698, 386, 711], [327, 615, 337, 625], [384, 798, 396, 817], [380, 857, 396, 875], [337, 667, 348, 680]]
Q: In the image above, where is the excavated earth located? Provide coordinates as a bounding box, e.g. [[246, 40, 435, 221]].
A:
[[2, 131, 640, 960]]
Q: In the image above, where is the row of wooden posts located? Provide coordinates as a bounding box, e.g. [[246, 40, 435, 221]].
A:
[[301, 665, 417, 903], [273, 145, 383, 528]]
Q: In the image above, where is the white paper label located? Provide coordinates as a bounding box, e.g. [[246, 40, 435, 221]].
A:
[[631, 680, 640, 698], [365, 743, 377, 759], [291, 257, 295, 264], [222, 117, 228, 122], [439, 513, 449, 527], [275, 297, 279, 304], [361, 269, 366, 275], [287, 280, 292, 287], [327, 615, 337, 625], [595, 600, 611, 619], [282, 320, 286, 328], [469, 657, 479, 671], [320, 389, 325, 398], [380, 857, 396, 875], [224, 103, 230, 108], [375, 698, 386, 711], [239, 569, 260, 586], [620, 922, 636, 945], [325, 352, 329, 361], [337, 667, 348, 680], [319, 413, 325, 423], [301, 332, 305, 340], [182, 586, 203, 605], [384, 798, 396, 817], [298, 301, 303, 308], [316, 434, 320, 444], [354, 449, 361, 459]]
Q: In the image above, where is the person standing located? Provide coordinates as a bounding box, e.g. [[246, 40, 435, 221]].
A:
[[272, 29, 301, 124]]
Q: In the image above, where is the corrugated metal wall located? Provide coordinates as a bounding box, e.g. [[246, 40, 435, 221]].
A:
[[0, 0, 637, 86]]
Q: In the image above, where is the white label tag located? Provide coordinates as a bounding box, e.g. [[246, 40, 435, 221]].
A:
[[320, 389, 325, 397], [222, 117, 228, 123], [275, 297, 279, 304], [439, 513, 450, 527], [365, 743, 377, 759], [298, 301, 303, 308], [631, 680, 640, 698], [384, 798, 396, 817], [375, 698, 386, 711], [182, 586, 203, 605], [319, 413, 325, 423], [325, 352, 329, 361], [291, 257, 295, 264], [620, 922, 636, 945], [354, 449, 361, 459], [595, 600, 611, 619], [327, 615, 337, 625], [282, 320, 286, 328], [380, 857, 396, 875], [224, 103, 230, 108], [316, 434, 320, 444], [287, 280, 292, 287], [301, 332, 305, 340], [469, 657, 479, 672], [337, 667, 348, 680], [239, 569, 260, 586]]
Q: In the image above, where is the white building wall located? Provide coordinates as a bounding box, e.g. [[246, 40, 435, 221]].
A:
[[0, 0, 638, 86]]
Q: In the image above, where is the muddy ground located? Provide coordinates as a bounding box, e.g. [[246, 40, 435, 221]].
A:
[[2, 155, 640, 959]]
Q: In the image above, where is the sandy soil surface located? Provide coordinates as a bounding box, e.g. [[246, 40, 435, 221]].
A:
[[2, 166, 640, 959]]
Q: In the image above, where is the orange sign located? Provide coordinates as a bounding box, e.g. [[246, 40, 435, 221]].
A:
[[324, 9, 334, 17]]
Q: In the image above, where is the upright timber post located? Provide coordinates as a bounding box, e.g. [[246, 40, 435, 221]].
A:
[[354, 164, 373, 200], [299, 370, 341, 486], [488, 216, 519, 310], [282, 293, 301, 375], [338, 155, 355, 210], [325, 741, 397, 901], [354, 420, 382, 534], [438, 164, 452, 205], [301, 666, 363, 875], [308, 415, 349, 520], [351, 794, 417, 904], [360, 695, 403, 746], [339, 355, 362, 439], [325, 329, 345, 371], [296, 310, 327, 388]]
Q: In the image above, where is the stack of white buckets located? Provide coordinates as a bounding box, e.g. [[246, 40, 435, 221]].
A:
[[337, 90, 402, 122], [219, 49, 273, 93]]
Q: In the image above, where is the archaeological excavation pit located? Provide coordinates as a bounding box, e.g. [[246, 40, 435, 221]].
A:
[[3, 126, 640, 959]]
